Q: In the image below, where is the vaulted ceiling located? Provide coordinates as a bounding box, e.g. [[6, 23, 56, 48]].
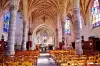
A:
[[0, 0, 23, 14], [28, 0, 62, 22], [0, 0, 10, 13], [80, 0, 93, 24], [0, 0, 94, 23], [26, 0, 93, 23]]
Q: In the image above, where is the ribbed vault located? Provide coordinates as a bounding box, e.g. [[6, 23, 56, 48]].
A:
[[0, 0, 10, 12], [0, 0, 95, 24], [28, 0, 60, 22]]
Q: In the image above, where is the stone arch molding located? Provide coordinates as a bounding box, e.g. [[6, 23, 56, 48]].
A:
[[32, 24, 56, 46]]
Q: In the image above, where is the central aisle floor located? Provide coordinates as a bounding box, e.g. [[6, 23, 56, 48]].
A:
[[37, 53, 58, 66]]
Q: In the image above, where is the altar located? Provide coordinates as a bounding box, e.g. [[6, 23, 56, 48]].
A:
[[40, 44, 48, 52]]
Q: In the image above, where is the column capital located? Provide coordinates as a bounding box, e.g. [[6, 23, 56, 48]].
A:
[[61, 21, 65, 22], [10, 0, 20, 10], [10, 5, 19, 10], [56, 28, 58, 31], [23, 21, 27, 24], [10, 0, 20, 6], [72, 6, 80, 15], [72, 0, 80, 7], [61, 22, 65, 28], [62, 37, 65, 41], [72, 0, 80, 14], [23, 21, 28, 24]]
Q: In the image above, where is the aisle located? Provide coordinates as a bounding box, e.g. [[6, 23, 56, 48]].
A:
[[37, 53, 57, 66]]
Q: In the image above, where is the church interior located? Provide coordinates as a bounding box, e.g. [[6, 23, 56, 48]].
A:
[[0, 0, 100, 66]]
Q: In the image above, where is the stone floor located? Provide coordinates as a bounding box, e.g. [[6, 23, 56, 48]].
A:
[[37, 53, 57, 66]]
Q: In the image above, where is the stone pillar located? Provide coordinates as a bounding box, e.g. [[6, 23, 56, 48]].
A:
[[28, 28, 33, 50], [61, 22, 65, 43], [55, 28, 59, 49], [59, 2, 66, 45], [22, 21, 28, 50], [72, 0, 83, 55], [6, 0, 20, 55], [57, 16, 62, 42]]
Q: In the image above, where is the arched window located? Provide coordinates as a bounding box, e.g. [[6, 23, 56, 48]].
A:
[[91, 0, 100, 28], [3, 11, 10, 32], [65, 17, 71, 35]]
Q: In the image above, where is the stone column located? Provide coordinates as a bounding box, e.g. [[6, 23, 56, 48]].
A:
[[59, 2, 66, 45], [28, 28, 33, 50], [61, 22, 65, 43], [22, 21, 28, 50], [6, 0, 20, 55], [72, 0, 83, 55], [55, 28, 59, 49]]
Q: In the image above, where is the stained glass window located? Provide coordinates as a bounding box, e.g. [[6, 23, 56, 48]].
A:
[[3, 11, 10, 32], [65, 17, 71, 35], [92, 0, 100, 28]]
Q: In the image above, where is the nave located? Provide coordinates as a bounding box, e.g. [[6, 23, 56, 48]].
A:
[[1, 0, 100, 66], [37, 53, 57, 66], [0, 49, 100, 66]]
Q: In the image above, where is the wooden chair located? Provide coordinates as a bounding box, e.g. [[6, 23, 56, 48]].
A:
[[21, 61, 33, 66], [95, 58, 100, 66], [7, 61, 19, 66], [0, 63, 4, 66], [87, 60, 95, 66], [78, 60, 86, 66]]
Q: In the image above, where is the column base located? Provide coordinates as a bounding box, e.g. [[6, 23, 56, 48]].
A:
[[75, 40, 83, 55], [31, 45, 35, 50], [6, 50, 15, 56], [22, 44, 26, 50], [65, 47, 73, 50], [54, 44, 59, 50], [76, 49, 83, 55], [21, 41, 27, 50], [29, 47, 34, 50], [30, 46, 35, 50]]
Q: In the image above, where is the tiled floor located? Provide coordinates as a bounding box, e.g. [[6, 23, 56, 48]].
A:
[[37, 53, 57, 66]]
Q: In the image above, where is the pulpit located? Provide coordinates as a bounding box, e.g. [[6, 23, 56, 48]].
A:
[[40, 44, 47, 52], [82, 36, 100, 55]]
